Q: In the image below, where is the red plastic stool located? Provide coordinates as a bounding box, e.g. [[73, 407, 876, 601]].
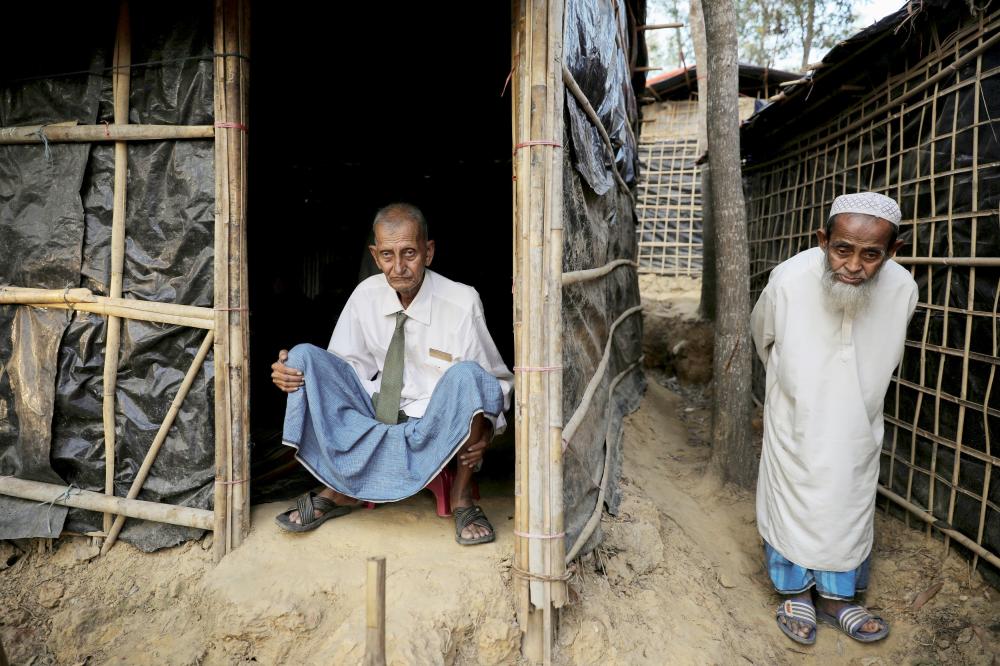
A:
[[424, 466, 480, 517]]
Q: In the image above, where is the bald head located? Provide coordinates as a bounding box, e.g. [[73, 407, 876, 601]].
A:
[[373, 203, 429, 243]]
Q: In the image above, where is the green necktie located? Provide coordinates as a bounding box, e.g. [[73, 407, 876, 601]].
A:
[[375, 311, 407, 424]]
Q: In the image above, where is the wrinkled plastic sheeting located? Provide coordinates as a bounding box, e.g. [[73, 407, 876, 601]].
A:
[[561, 138, 645, 558], [564, 0, 640, 196], [0, 1, 216, 551]]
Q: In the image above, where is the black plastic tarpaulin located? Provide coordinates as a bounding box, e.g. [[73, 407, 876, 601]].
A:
[[0, 1, 216, 551], [560, 0, 646, 556]]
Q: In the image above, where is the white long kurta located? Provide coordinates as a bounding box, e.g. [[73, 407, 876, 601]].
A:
[[751, 247, 918, 571]]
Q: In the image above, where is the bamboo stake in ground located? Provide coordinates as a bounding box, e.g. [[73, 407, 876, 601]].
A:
[[364, 557, 387, 666], [101, 331, 215, 554], [102, 0, 131, 537], [212, 0, 233, 564]]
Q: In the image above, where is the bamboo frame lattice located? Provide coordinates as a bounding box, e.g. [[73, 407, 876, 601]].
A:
[[744, 10, 1000, 580]]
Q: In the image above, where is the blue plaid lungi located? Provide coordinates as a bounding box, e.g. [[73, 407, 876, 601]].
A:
[[765, 541, 871, 600], [281, 343, 504, 502]]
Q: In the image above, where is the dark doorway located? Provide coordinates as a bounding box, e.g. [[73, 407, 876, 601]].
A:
[[248, 4, 515, 501]]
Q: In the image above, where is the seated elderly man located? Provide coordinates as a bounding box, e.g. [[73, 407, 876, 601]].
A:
[[751, 192, 918, 645], [270, 203, 513, 545]]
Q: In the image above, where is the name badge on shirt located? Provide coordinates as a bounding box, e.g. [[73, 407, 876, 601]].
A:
[[429, 348, 453, 362]]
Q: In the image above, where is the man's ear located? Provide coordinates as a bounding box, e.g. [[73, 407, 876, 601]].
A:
[[368, 245, 379, 263], [887, 238, 904, 258], [816, 227, 828, 250], [425, 239, 435, 266]]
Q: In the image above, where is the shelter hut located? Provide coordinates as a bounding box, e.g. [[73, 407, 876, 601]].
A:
[[741, 0, 1000, 586], [636, 64, 796, 276], [0, 0, 646, 656]]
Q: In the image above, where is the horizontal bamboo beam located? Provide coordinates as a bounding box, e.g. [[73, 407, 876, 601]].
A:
[[0, 476, 214, 531], [0, 124, 215, 144], [895, 256, 1000, 267], [562, 259, 636, 286], [0, 286, 215, 329], [562, 305, 644, 446], [877, 485, 1000, 570], [633, 66, 662, 72], [636, 23, 683, 30]]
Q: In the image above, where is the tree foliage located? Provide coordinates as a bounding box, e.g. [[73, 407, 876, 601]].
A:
[[646, 0, 857, 72]]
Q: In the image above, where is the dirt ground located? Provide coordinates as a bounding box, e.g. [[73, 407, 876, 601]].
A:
[[2, 276, 998, 665]]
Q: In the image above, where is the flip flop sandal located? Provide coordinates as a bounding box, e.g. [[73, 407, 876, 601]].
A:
[[454, 505, 496, 545], [816, 604, 889, 643], [776, 599, 817, 645], [275, 491, 354, 533]]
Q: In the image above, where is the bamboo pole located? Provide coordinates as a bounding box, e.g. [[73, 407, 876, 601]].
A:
[[635, 22, 684, 30], [894, 256, 1000, 267], [102, 0, 131, 537], [212, 0, 232, 563], [544, 0, 567, 616], [512, 0, 531, 639], [363, 557, 387, 666], [100, 330, 215, 554], [0, 287, 95, 304], [0, 476, 214, 531], [0, 124, 215, 144], [0, 286, 215, 322], [42, 301, 213, 330], [220, 0, 251, 549], [561, 259, 636, 286]]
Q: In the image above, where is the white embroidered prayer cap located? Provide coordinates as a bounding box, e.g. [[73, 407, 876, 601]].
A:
[[829, 192, 901, 227]]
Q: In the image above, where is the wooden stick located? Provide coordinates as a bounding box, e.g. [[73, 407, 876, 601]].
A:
[[894, 256, 1000, 266], [102, 0, 131, 537], [632, 66, 662, 72], [564, 357, 643, 562], [0, 124, 215, 144], [41, 301, 213, 330], [635, 22, 683, 30], [0, 476, 214, 531], [561, 259, 636, 286], [562, 64, 631, 195], [877, 486, 1000, 570], [562, 305, 643, 445], [100, 330, 215, 554], [212, 0, 232, 564], [363, 557, 387, 666]]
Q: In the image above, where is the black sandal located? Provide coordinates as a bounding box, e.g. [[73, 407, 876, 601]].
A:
[[275, 491, 354, 533], [453, 505, 496, 545]]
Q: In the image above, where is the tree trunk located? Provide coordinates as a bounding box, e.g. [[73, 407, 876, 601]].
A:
[[702, 0, 755, 488], [800, 0, 816, 71], [690, 0, 715, 320]]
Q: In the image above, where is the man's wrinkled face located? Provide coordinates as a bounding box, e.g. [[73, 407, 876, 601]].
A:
[[818, 213, 901, 283], [369, 217, 435, 301]]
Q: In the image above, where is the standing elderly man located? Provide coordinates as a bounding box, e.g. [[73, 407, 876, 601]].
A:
[[270, 203, 513, 545], [751, 192, 918, 645]]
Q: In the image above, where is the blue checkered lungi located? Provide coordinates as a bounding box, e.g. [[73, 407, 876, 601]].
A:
[[765, 541, 871, 600], [281, 343, 504, 502]]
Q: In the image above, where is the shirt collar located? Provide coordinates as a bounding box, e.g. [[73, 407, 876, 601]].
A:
[[377, 269, 433, 326]]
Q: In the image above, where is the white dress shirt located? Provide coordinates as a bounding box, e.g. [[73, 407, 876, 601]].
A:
[[328, 269, 514, 432], [751, 247, 918, 570]]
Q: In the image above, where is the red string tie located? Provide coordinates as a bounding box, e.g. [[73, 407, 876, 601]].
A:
[[512, 140, 562, 156]]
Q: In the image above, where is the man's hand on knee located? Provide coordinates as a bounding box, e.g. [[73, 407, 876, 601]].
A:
[[271, 349, 305, 392], [458, 439, 487, 468]]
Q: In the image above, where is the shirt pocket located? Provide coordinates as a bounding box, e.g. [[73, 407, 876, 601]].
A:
[[423, 348, 455, 376]]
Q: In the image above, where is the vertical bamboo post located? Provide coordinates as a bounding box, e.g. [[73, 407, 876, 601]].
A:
[[364, 557, 387, 666], [513, 0, 564, 662], [212, 0, 233, 563], [102, 0, 131, 537], [221, 0, 251, 550]]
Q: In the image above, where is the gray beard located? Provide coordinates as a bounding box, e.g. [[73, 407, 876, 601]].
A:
[[821, 254, 880, 317]]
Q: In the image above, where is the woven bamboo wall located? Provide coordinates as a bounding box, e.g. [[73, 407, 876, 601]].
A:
[[637, 98, 757, 276], [745, 12, 1000, 581]]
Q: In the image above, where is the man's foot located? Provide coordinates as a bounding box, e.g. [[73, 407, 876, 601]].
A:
[[815, 596, 888, 642], [452, 414, 492, 542], [776, 592, 816, 643], [285, 488, 360, 525], [453, 505, 495, 545]]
